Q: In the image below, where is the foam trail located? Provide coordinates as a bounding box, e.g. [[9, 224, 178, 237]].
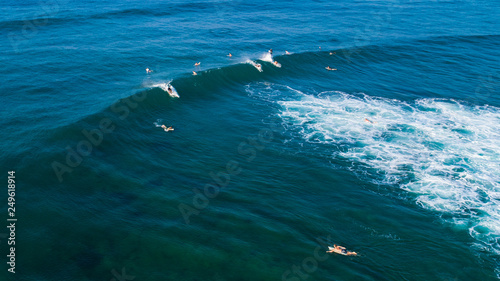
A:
[[247, 82, 500, 255], [153, 119, 164, 127]]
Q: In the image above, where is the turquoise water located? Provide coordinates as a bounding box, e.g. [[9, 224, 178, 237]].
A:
[[1, 0, 500, 280]]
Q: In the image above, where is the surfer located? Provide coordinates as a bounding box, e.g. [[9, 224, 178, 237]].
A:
[[194, 62, 200, 66], [329, 52, 336, 55], [160, 125, 174, 132], [285, 50, 290, 55], [364, 118, 376, 124], [193, 71, 197, 75], [327, 245, 357, 256], [227, 53, 232, 57], [256, 63, 262, 68], [146, 68, 152, 73], [269, 48, 273, 55], [325, 66, 337, 71], [273, 61, 280, 66], [167, 85, 173, 94]]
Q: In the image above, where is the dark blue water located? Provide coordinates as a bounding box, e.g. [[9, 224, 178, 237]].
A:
[[1, 0, 500, 280]]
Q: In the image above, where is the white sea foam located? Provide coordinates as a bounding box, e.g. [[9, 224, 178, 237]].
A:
[[247, 83, 500, 254], [153, 119, 164, 127], [260, 52, 273, 63], [149, 81, 179, 98]]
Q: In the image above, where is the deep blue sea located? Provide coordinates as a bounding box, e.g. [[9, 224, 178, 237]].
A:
[[1, 0, 500, 280]]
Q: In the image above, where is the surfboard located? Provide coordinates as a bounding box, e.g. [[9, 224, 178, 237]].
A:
[[272, 61, 281, 68], [328, 246, 356, 256], [328, 246, 345, 255]]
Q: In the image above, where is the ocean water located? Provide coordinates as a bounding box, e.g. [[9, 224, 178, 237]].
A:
[[1, 0, 500, 280]]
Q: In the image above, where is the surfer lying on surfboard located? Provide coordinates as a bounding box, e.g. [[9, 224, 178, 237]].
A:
[[327, 245, 357, 256], [160, 125, 174, 132], [325, 66, 337, 71]]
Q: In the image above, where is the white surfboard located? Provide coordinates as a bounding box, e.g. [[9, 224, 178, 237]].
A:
[[328, 246, 357, 256], [328, 246, 347, 255]]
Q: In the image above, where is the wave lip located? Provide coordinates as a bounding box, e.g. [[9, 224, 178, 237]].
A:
[[248, 82, 500, 255]]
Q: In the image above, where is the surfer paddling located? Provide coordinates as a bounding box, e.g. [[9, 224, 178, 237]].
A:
[[327, 245, 357, 256], [325, 66, 337, 71], [146, 68, 152, 73], [194, 62, 200, 66], [364, 118, 376, 124], [160, 125, 174, 132], [227, 53, 232, 57]]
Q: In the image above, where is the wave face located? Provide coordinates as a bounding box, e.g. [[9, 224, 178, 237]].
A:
[[247, 82, 500, 254]]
